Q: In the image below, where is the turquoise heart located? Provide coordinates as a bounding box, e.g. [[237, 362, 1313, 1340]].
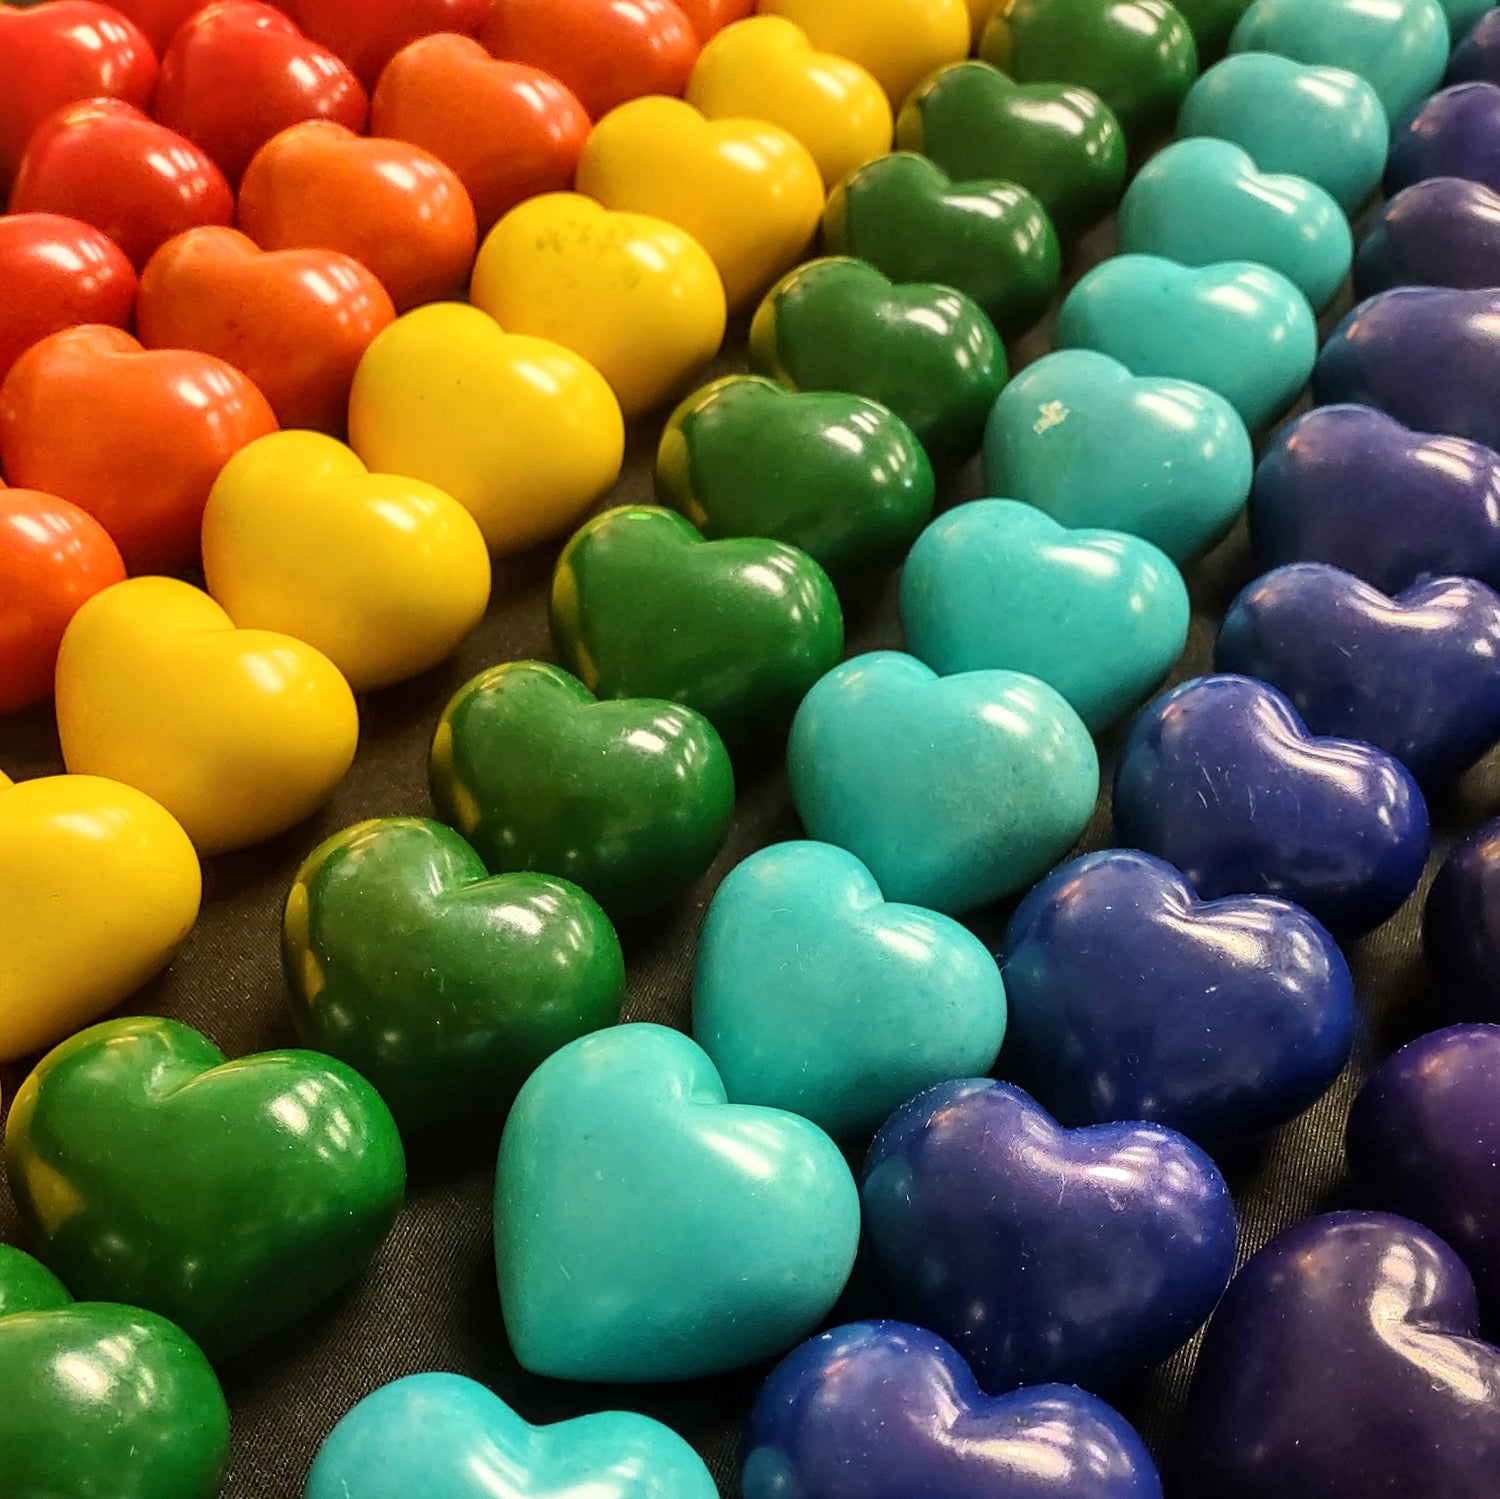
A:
[[787, 651, 1099, 916], [494, 1023, 860, 1382], [1177, 54, 1389, 213], [899, 499, 1190, 731], [692, 841, 1008, 1138], [984, 349, 1254, 563], [1119, 138, 1352, 310], [306, 1371, 717, 1499], [1056, 254, 1317, 431]]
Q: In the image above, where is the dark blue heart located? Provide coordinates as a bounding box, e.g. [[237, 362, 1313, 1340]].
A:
[[1355, 178, 1500, 296], [743, 1321, 1163, 1499], [1001, 849, 1354, 1146], [1425, 817, 1500, 1021], [1387, 83, 1500, 196], [1449, 9, 1500, 86], [1112, 675, 1429, 935], [861, 1079, 1236, 1394]]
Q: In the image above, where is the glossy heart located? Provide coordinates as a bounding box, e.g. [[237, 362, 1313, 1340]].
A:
[[1002, 849, 1354, 1144], [5, 1015, 405, 1359], [749, 256, 1007, 467], [306, 1371, 718, 1499], [550, 505, 842, 752], [1113, 674, 1429, 934], [788, 651, 1099, 916], [1355, 179, 1500, 296], [1424, 818, 1500, 1022], [429, 660, 734, 917], [863, 1079, 1237, 1392], [656, 374, 935, 576], [1119, 138, 1351, 311], [1057, 255, 1317, 431], [1387, 83, 1500, 194], [0, 1244, 228, 1499], [743, 1321, 1164, 1499], [1181, 1212, 1500, 1498], [693, 840, 1008, 1138], [494, 1022, 861, 1381]]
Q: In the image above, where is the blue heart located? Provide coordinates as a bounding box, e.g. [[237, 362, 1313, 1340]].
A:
[[1355, 178, 1500, 296], [1002, 849, 1355, 1146], [305, 1372, 717, 1499], [693, 840, 1008, 1138], [1387, 82, 1500, 194]]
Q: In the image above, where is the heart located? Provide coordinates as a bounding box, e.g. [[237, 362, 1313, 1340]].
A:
[[787, 651, 1099, 916], [1181, 1212, 1500, 1497], [1001, 848, 1355, 1145], [202, 430, 491, 691], [1248, 405, 1500, 594], [1177, 54, 1389, 213], [1216, 563, 1500, 785], [897, 60, 1127, 238], [749, 255, 1008, 467], [494, 1022, 861, 1381], [0, 1244, 229, 1499], [899, 498, 1190, 731], [743, 1321, 1165, 1499], [306, 1371, 718, 1499], [1425, 818, 1500, 1022], [283, 816, 625, 1134], [862, 1079, 1237, 1391], [549, 505, 843, 752], [4, 1014, 406, 1359], [429, 660, 735, 917], [692, 840, 1009, 1137], [1119, 138, 1351, 311], [1387, 83, 1500, 195], [55, 577, 358, 855], [1113, 674, 1430, 935], [1355, 179, 1500, 296], [1057, 254, 1317, 432], [984, 349, 1254, 564]]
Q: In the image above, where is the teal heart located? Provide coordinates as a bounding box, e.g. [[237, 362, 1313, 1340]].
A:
[[899, 499, 1190, 731], [1177, 53, 1389, 213], [984, 349, 1254, 563], [494, 1023, 860, 1382], [306, 1371, 717, 1499], [1119, 138, 1352, 310], [1056, 254, 1317, 431], [787, 651, 1099, 916], [692, 841, 1008, 1138]]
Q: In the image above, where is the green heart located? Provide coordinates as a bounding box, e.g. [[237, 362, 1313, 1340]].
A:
[[0, 1246, 229, 1499], [823, 152, 1061, 340], [430, 660, 735, 915], [655, 374, 935, 577], [1175, 0, 1253, 60], [549, 507, 844, 750], [283, 817, 626, 1135], [748, 257, 1007, 468], [4, 1016, 406, 1361], [897, 61, 1127, 239]]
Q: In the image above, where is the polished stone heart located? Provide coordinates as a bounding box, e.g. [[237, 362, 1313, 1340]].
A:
[[693, 840, 1008, 1138], [283, 817, 625, 1134], [1113, 675, 1430, 934], [1058, 255, 1317, 431], [1002, 849, 1354, 1146], [1181, 1212, 1500, 1498], [550, 506, 843, 753], [863, 1079, 1237, 1392], [984, 349, 1254, 563], [430, 661, 735, 918], [1449, 8, 1500, 81], [655, 374, 935, 577], [306, 1371, 718, 1499], [1119, 138, 1351, 310], [0, 1245, 229, 1499], [494, 1023, 860, 1382], [1355, 179, 1500, 296], [788, 651, 1099, 916], [1425, 818, 1500, 1022], [899, 499, 1190, 731], [1387, 83, 1500, 194], [1216, 563, 1500, 785], [743, 1321, 1165, 1499], [4, 1015, 405, 1360]]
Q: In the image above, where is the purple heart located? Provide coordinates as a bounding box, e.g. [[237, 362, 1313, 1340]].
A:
[[1355, 178, 1500, 296], [861, 1079, 1237, 1394], [1181, 1211, 1500, 1498], [1425, 817, 1500, 1021], [743, 1321, 1164, 1499], [1387, 83, 1500, 196]]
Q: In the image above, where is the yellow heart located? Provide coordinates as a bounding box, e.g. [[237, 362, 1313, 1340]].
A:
[[55, 577, 359, 854]]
